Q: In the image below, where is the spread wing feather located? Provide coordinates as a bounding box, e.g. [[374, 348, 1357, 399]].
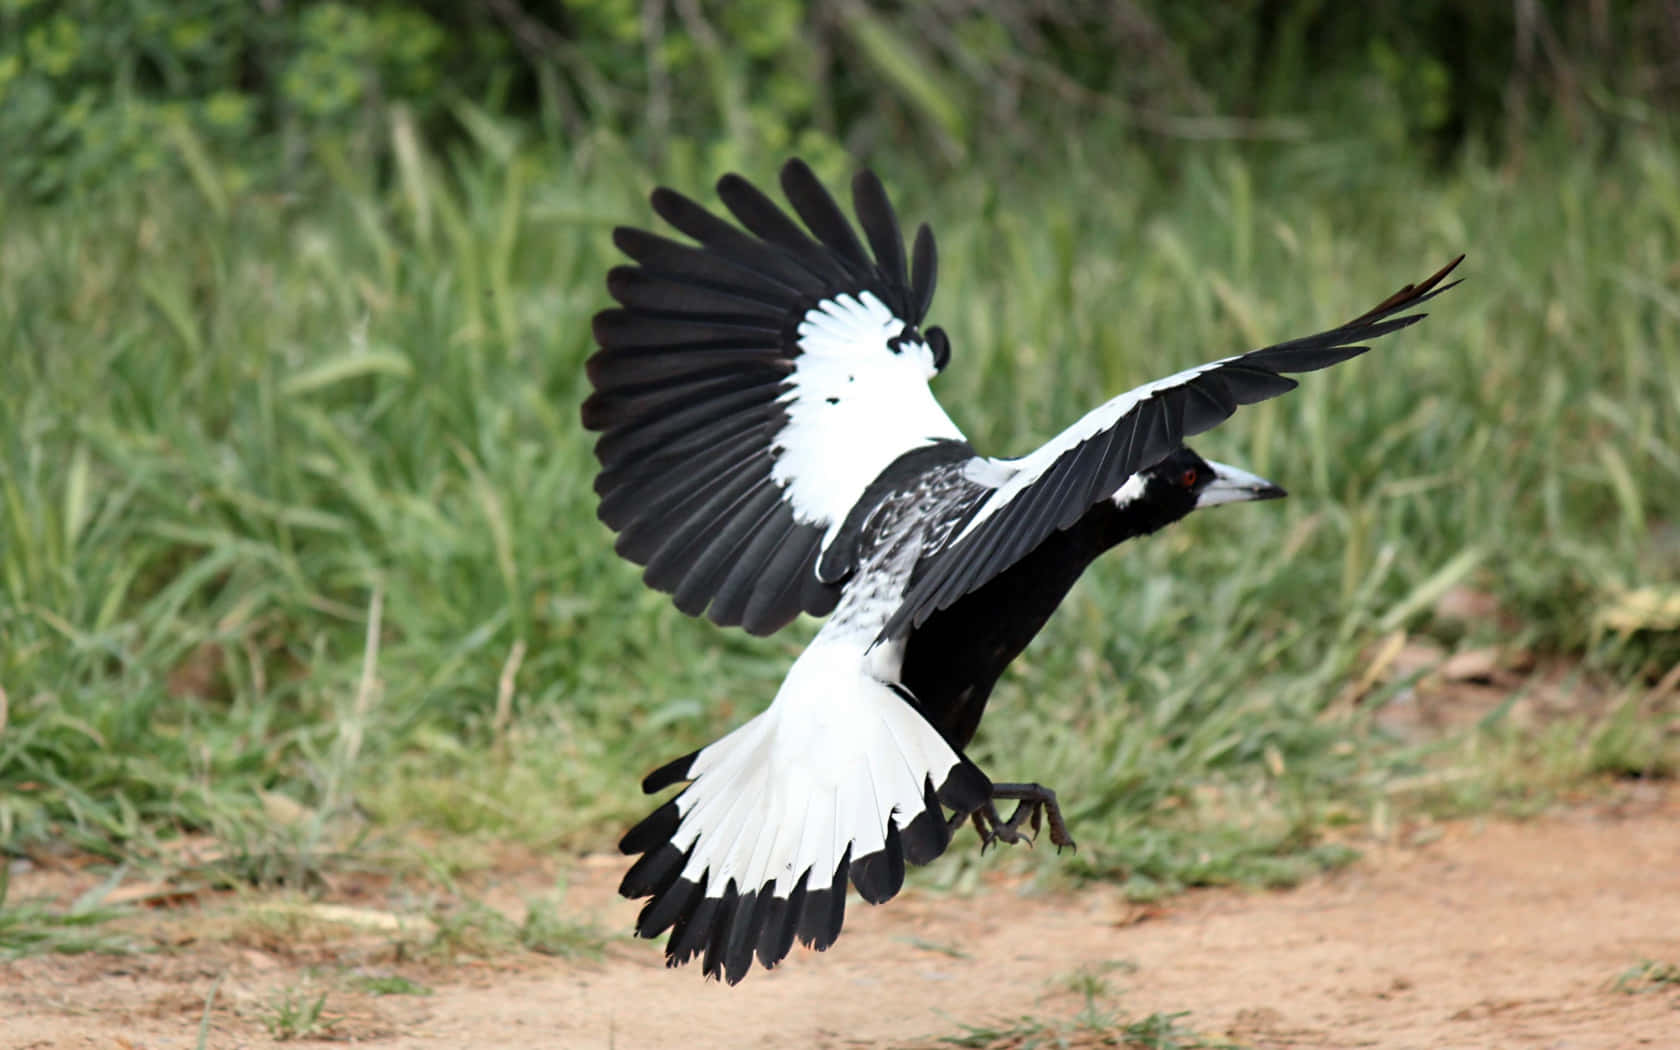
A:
[[881, 255, 1465, 639], [584, 159, 966, 636]]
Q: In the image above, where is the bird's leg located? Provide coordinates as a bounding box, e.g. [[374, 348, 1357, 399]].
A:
[[992, 782, 1077, 851], [947, 807, 1014, 848], [949, 803, 1026, 849], [963, 782, 1077, 853]]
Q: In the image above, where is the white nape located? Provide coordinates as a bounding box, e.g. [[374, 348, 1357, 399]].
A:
[[772, 292, 967, 549]]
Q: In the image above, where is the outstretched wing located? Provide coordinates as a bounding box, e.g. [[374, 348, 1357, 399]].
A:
[[881, 255, 1465, 640], [583, 159, 970, 636]]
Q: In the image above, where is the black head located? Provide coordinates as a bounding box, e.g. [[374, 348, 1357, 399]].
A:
[[1111, 447, 1287, 535]]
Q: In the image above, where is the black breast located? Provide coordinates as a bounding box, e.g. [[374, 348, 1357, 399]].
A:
[[898, 503, 1121, 749]]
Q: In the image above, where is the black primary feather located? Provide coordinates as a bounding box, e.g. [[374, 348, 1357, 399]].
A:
[[584, 159, 944, 635], [881, 254, 1464, 639]]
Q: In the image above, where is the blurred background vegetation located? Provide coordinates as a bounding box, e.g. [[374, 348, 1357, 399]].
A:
[[2, 0, 1678, 912], [3, 0, 1676, 198]]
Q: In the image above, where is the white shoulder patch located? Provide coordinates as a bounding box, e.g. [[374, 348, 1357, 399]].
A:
[[1109, 471, 1148, 508], [772, 292, 967, 547]]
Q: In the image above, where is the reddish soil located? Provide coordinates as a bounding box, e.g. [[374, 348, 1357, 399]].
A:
[[5, 787, 1678, 1049]]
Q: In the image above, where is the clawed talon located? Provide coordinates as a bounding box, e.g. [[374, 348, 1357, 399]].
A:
[[952, 782, 1077, 854]]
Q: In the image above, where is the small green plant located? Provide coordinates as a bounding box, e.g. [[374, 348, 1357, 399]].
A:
[[1611, 959, 1680, 994], [518, 896, 607, 960], [927, 965, 1233, 1050], [929, 1008, 1233, 1050], [425, 898, 519, 959], [1058, 959, 1139, 1003], [899, 934, 970, 959], [0, 864, 136, 958], [194, 974, 222, 1050], [266, 985, 339, 1041], [1119, 1012, 1237, 1050], [348, 972, 433, 996], [934, 1016, 1050, 1049], [419, 892, 605, 960]]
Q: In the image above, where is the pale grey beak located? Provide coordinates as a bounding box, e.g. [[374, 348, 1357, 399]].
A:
[[1197, 460, 1286, 508]]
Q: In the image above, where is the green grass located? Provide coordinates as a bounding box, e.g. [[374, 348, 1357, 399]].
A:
[[913, 960, 1237, 1049], [266, 984, 340, 1041], [422, 892, 608, 961], [347, 972, 433, 996], [3, 117, 1679, 927], [922, 973, 1234, 1050], [925, 1012, 1231, 1050], [0, 863, 136, 957], [1611, 958, 1680, 994]]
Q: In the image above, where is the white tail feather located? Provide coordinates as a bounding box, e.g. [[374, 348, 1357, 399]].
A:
[[673, 636, 957, 894], [621, 630, 990, 981]]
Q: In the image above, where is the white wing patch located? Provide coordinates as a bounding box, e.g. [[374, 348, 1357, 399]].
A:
[[772, 291, 966, 548], [951, 357, 1235, 543]]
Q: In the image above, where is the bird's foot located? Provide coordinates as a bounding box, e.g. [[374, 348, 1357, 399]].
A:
[[950, 782, 1077, 853]]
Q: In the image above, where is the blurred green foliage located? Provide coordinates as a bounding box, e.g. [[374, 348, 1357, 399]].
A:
[[4, 117, 1677, 874], [2, 0, 1675, 200], [2, 0, 1678, 922], [0, 0, 458, 197]]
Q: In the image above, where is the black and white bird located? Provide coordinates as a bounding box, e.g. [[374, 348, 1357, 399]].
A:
[[582, 158, 1460, 984]]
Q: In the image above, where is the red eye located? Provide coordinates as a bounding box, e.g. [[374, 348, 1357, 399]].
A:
[[1180, 468, 1198, 488]]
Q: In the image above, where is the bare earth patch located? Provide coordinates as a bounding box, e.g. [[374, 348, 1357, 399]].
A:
[[5, 788, 1678, 1049]]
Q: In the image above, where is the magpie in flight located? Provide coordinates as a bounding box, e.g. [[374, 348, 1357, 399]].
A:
[[582, 158, 1460, 984]]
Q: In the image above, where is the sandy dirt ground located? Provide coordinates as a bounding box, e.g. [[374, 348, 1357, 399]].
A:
[[5, 786, 1678, 1050]]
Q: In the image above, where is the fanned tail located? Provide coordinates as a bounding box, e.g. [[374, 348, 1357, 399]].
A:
[[617, 637, 991, 983]]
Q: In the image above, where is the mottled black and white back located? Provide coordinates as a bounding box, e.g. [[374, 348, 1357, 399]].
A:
[[583, 158, 1461, 983]]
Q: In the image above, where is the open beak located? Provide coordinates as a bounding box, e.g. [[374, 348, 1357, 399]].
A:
[[1196, 460, 1286, 508]]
